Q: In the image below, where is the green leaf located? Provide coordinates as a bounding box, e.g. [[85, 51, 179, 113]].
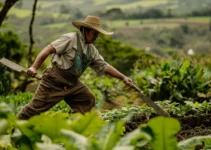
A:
[[148, 116, 181, 150], [178, 135, 211, 150], [26, 112, 71, 140], [0, 119, 8, 135], [61, 129, 88, 150], [36, 143, 65, 150], [16, 120, 41, 144], [69, 111, 105, 136], [101, 122, 124, 150], [113, 146, 134, 150], [180, 60, 190, 78], [198, 80, 211, 89], [116, 128, 151, 147], [195, 67, 202, 81], [0, 135, 13, 149]]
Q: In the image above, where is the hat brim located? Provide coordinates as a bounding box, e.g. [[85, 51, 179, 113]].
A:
[[72, 21, 113, 35]]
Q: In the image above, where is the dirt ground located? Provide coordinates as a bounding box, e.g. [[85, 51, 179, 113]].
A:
[[125, 113, 211, 143]]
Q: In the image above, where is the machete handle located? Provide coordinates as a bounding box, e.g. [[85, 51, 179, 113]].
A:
[[130, 84, 141, 93], [34, 74, 42, 80]]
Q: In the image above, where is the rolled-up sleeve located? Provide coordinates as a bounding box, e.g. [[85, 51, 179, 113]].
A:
[[90, 47, 109, 75]]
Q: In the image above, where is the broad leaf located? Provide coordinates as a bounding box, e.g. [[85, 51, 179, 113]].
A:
[[36, 143, 65, 150], [61, 129, 88, 150], [25, 112, 71, 140], [180, 60, 190, 78], [0, 119, 8, 135], [116, 127, 151, 147], [113, 146, 134, 150], [69, 111, 105, 136], [148, 116, 181, 150], [100, 122, 124, 150], [178, 135, 211, 150]]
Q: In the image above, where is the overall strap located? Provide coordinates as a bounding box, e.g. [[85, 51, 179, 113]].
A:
[[76, 32, 83, 57]]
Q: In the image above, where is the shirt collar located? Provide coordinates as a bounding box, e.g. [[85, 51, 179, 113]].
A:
[[78, 31, 86, 44], [72, 31, 85, 50]]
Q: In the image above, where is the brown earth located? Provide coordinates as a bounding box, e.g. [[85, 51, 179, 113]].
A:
[[124, 113, 211, 143]]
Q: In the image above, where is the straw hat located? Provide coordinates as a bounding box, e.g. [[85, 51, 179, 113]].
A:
[[72, 15, 113, 35]]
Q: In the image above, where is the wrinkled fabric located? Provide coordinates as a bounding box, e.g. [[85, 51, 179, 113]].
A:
[[63, 32, 92, 78], [51, 31, 108, 74], [17, 66, 95, 120]]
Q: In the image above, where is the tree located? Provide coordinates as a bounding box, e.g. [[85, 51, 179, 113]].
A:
[[0, 0, 19, 27], [0, 0, 39, 93], [105, 8, 125, 20], [28, 0, 38, 66], [15, 0, 22, 9], [60, 4, 70, 14], [0, 30, 25, 95], [167, 8, 172, 18]]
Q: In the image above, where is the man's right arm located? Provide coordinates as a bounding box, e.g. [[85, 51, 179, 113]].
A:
[[27, 44, 56, 77]]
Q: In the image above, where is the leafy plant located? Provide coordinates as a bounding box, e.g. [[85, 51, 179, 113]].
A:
[[133, 59, 211, 103]]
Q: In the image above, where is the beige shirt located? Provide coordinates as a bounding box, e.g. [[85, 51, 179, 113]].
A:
[[50, 32, 108, 74]]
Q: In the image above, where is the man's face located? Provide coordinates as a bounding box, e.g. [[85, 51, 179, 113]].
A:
[[85, 29, 99, 44]]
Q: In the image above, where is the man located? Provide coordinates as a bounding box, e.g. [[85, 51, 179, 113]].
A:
[[17, 15, 133, 120]]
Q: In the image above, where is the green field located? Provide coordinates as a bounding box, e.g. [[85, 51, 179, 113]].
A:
[[1, 0, 210, 15], [8, 7, 70, 19], [41, 23, 68, 29], [36, 16, 211, 30], [8, 8, 42, 18], [107, 0, 171, 10], [105, 17, 210, 28]]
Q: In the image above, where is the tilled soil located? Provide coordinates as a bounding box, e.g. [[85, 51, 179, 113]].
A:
[[124, 113, 211, 142]]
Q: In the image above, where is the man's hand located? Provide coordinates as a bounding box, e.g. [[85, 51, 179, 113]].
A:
[[27, 66, 37, 77], [123, 76, 134, 87], [26, 44, 56, 78]]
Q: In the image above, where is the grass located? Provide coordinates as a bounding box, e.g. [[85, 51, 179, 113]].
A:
[[51, 13, 70, 19], [105, 16, 211, 28], [107, 0, 169, 10], [39, 16, 210, 30], [38, 1, 56, 8], [8, 8, 43, 18], [8, 8, 70, 19], [93, 0, 118, 5], [41, 23, 68, 29]]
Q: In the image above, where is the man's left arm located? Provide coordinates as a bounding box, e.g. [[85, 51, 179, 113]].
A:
[[105, 65, 134, 86]]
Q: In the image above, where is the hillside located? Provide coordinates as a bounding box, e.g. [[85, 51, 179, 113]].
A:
[[1, 0, 211, 55], [1, 0, 211, 15]]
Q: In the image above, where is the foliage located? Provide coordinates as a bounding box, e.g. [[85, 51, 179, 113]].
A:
[[0, 92, 32, 113], [0, 92, 71, 113], [101, 100, 211, 123], [0, 66, 11, 95], [148, 116, 180, 150], [178, 135, 211, 150], [133, 59, 211, 103], [0, 30, 25, 95], [1, 102, 210, 150], [95, 35, 151, 75], [81, 68, 125, 108], [0, 30, 24, 63], [0, 2, 3, 8]]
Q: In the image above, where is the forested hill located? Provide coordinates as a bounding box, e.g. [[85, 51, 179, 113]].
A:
[[1, 0, 211, 14]]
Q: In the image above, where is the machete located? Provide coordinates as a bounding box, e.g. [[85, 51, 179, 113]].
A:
[[0, 57, 42, 80], [131, 84, 169, 117]]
